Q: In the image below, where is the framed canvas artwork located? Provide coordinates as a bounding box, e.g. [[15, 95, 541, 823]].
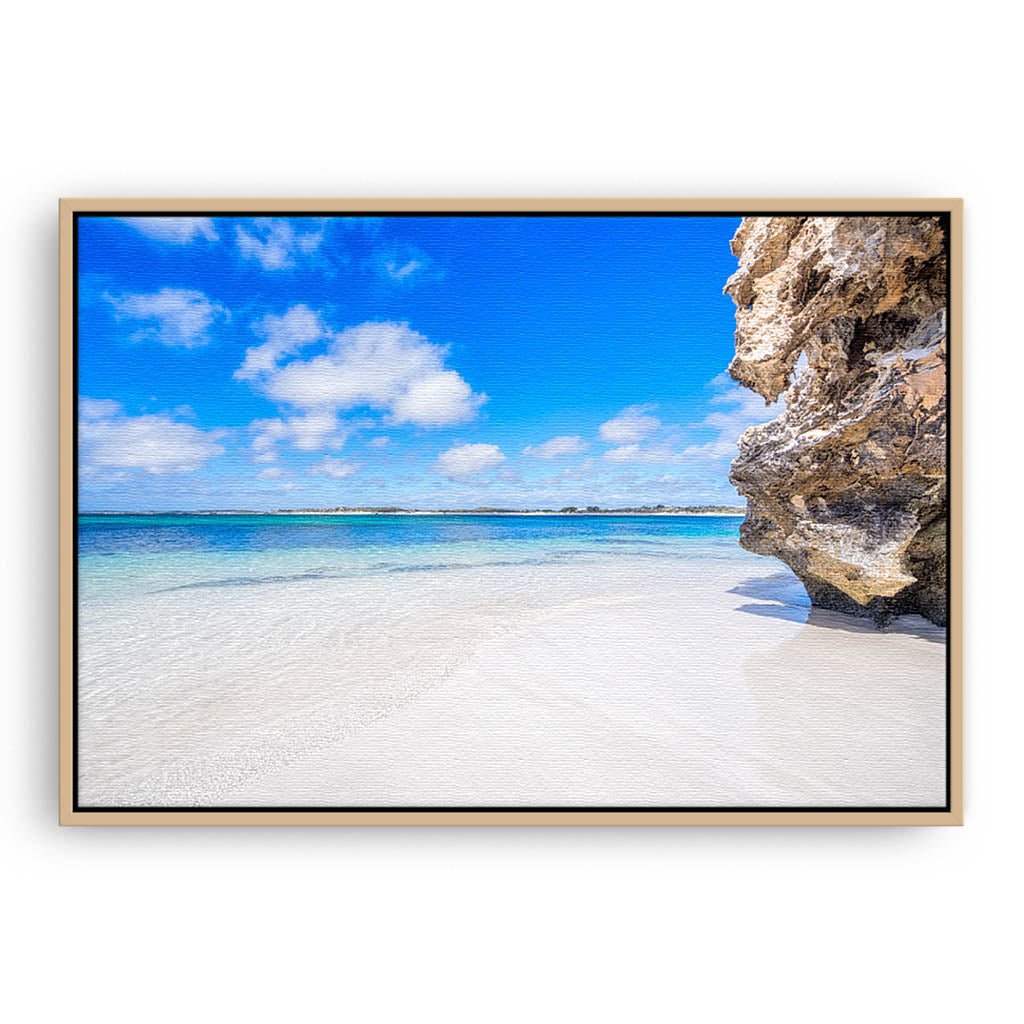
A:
[[59, 199, 962, 825]]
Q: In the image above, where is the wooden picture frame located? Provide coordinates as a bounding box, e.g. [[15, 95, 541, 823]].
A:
[[60, 198, 963, 825]]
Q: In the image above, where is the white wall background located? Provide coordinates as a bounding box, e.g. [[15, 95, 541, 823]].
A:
[[3, 2, 1018, 1020]]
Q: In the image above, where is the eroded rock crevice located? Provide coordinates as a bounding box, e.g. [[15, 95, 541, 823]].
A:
[[725, 216, 948, 626]]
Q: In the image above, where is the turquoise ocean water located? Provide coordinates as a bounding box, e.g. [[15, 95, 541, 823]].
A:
[[78, 513, 755, 604]]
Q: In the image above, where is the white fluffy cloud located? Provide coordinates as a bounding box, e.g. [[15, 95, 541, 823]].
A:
[[522, 435, 589, 459], [307, 456, 360, 479], [79, 397, 122, 420], [118, 217, 219, 244], [599, 404, 660, 443], [260, 321, 485, 428], [235, 218, 325, 270], [390, 370, 480, 427], [235, 305, 327, 381], [250, 412, 349, 459], [435, 443, 505, 480], [106, 288, 229, 348], [682, 372, 781, 461], [80, 400, 226, 475]]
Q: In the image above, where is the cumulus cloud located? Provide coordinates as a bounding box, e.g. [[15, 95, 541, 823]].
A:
[[256, 466, 284, 479], [435, 443, 505, 480], [80, 397, 122, 420], [118, 217, 219, 244], [235, 218, 325, 270], [260, 321, 484, 428], [366, 436, 390, 448], [595, 384, 776, 468], [390, 370, 481, 427], [106, 287, 229, 348], [235, 305, 327, 381], [522, 435, 589, 459], [308, 456, 359, 479], [79, 401, 226, 475], [599, 404, 660, 443], [250, 412, 350, 459], [682, 372, 782, 461]]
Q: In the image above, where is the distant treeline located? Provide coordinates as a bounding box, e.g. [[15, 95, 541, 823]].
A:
[[273, 504, 747, 515]]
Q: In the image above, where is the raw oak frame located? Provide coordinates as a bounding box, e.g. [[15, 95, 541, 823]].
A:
[[59, 197, 964, 826]]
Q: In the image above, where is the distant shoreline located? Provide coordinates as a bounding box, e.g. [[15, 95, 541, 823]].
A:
[[80, 507, 747, 518]]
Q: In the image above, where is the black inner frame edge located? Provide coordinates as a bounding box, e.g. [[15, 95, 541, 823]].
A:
[[71, 209, 954, 815]]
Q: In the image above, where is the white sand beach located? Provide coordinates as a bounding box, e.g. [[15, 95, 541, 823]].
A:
[[78, 555, 946, 808]]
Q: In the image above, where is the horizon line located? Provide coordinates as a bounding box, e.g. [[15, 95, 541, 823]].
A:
[[79, 503, 748, 515]]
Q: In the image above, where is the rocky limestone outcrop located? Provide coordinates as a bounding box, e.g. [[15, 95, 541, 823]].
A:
[[725, 216, 948, 626]]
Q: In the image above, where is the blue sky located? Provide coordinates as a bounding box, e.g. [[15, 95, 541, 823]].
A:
[[78, 214, 779, 510]]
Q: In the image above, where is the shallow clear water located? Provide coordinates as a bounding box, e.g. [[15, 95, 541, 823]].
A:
[[78, 513, 757, 604], [75, 512, 948, 807]]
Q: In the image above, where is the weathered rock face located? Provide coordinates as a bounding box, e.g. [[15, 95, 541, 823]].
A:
[[725, 216, 948, 626]]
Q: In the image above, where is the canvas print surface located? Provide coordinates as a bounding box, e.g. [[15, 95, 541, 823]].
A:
[[72, 211, 950, 812]]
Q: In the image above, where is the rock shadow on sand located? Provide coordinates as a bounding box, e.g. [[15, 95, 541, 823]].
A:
[[730, 574, 945, 644]]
